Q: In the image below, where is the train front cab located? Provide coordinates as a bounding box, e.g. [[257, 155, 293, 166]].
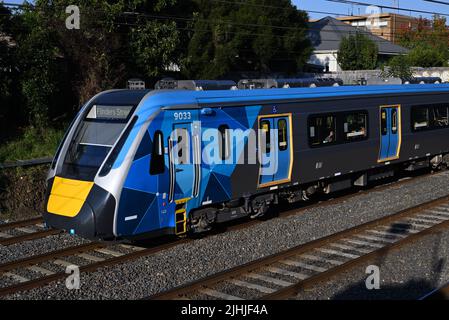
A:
[[43, 94, 144, 240]]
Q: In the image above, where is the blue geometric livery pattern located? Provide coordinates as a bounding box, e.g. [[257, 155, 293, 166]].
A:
[[117, 105, 261, 237]]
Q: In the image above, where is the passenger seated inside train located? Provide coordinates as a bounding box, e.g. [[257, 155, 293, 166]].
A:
[[324, 130, 334, 143]]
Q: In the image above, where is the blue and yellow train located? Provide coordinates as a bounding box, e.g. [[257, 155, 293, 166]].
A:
[[43, 84, 449, 240]]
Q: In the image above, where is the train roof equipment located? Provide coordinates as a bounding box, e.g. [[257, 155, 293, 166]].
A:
[[155, 79, 237, 91], [127, 79, 146, 90], [237, 77, 343, 89]]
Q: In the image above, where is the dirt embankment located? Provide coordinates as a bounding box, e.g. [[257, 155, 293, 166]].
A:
[[0, 165, 49, 221]]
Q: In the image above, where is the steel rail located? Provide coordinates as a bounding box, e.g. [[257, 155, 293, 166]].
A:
[[0, 217, 44, 232], [0, 238, 191, 297], [0, 242, 105, 274], [0, 229, 62, 246]]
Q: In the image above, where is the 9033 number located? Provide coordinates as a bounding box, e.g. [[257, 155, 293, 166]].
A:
[[174, 112, 192, 121]]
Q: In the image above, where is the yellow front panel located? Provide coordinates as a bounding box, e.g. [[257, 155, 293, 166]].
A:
[[47, 177, 94, 217]]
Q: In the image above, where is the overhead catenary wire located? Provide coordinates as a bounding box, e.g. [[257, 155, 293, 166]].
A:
[[1, 1, 447, 46], [423, 0, 449, 6]]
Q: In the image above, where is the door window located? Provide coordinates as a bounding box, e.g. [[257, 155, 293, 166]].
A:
[[175, 128, 189, 165], [278, 119, 288, 151], [391, 109, 398, 134], [381, 109, 388, 136], [260, 120, 271, 154]]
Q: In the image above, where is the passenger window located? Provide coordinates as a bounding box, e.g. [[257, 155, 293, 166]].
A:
[[309, 115, 337, 146], [431, 105, 449, 127], [218, 125, 230, 161], [412, 107, 429, 131], [150, 131, 165, 175], [278, 119, 288, 151], [381, 110, 388, 136], [343, 113, 368, 141], [260, 120, 271, 153]]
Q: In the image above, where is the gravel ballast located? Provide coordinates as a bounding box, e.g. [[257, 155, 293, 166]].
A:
[[0, 233, 90, 265], [3, 170, 449, 300]]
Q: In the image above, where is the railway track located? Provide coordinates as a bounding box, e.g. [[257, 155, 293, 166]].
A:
[[0, 217, 61, 246], [0, 237, 190, 297], [0, 169, 446, 297], [149, 195, 449, 300]]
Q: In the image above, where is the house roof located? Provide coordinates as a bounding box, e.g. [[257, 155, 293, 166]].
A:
[[308, 16, 409, 55]]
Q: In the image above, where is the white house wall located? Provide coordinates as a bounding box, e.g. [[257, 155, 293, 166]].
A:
[[308, 52, 341, 72]]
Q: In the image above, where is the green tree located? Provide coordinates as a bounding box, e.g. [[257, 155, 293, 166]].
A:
[[407, 45, 447, 68], [182, 0, 312, 78], [129, 0, 196, 79], [130, 20, 179, 78], [0, 4, 19, 134], [381, 55, 413, 81], [398, 16, 449, 68], [18, 10, 58, 127], [338, 33, 378, 71]]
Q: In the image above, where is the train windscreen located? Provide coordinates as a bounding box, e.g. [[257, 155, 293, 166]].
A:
[[60, 105, 135, 180]]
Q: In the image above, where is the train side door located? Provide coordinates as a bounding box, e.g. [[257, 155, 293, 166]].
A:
[[168, 115, 201, 204], [258, 114, 293, 188], [379, 105, 401, 162], [258, 118, 275, 186]]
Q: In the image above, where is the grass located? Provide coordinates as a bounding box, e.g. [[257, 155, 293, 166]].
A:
[[0, 126, 65, 163]]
